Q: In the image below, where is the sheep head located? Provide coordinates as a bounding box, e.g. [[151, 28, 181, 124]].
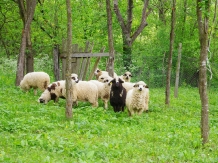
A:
[[71, 73, 79, 84], [133, 81, 148, 92], [122, 71, 132, 81], [38, 88, 51, 104], [110, 77, 124, 88]]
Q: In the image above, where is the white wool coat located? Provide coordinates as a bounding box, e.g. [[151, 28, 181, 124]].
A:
[[20, 72, 50, 95], [126, 81, 149, 116]]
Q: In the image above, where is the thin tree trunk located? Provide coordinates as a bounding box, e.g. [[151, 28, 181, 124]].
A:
[[174, 43, 182, 98], [26, 29, 34, 73], [196, 0, 210, 145], [53, 44, 60, 81], [106, 0, 115, 77], [165, 0, 176, 106], [15, 0, 37, 86], [65, 0, 73, 119]]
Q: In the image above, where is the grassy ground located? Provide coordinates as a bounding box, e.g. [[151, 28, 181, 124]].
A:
[[0, 58, 218, 162]]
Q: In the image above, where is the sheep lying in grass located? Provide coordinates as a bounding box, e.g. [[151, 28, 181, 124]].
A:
[[126, 81, 149, 116], [120, 71, 132, 82], [90, 77, 112, 109], [110, 77, 127, 112], [20, 72, 50, 95], [67, 73, 99, 107], [94, 68, 117, 79], [38, 80, 65, 104]]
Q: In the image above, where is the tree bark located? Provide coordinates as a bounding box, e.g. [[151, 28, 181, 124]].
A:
[[65, 0, 73, 119], [15, 0, 37, 86], [106, 0, 115, 77], [196, 0, 210, 145], [53, 44, 60, 81], [174, 43, 182, 98], [113, 0, 150, 70], [165, 0, 176, 106]]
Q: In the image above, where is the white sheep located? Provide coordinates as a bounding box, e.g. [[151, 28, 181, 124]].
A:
[[38, 80, 66, 104], [97, 74, 112, 83], [65, 73, 99, 107], [20, 72, 50, 95], [94, 68, 117, 79], [122, 81, 135, 92], [126, 81, 149, 116], [120, 71, 132, 82], [89, 77, 112, 109]]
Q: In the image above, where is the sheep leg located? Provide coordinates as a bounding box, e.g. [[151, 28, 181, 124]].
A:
[[128, 109, 132, 116], [34, 89, 37, 96]]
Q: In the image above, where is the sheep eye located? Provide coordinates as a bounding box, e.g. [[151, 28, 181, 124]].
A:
[[72, 77, 75, 80], [101, 77, 104, 79], [97, 70, 100, 72], [129, 75, 132, 77], [123, 74, 127, 76]]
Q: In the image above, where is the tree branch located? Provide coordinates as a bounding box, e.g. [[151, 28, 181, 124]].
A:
[[126, 0, 133, 33], [131, 0, 151, 43], [113, 0, 128, 34]]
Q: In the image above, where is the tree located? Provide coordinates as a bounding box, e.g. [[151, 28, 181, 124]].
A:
[[165, 0, 176, 106], [65, 0, 73, 119], [106, 0, 115, 77], [15, 0, 37, 86], [196, 0, 210, 145], [113, 0, 151, 70]]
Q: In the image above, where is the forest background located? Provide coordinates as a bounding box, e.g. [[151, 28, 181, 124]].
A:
[[0, 0, 217, 88]]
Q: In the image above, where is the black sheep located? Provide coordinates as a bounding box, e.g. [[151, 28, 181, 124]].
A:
[[109, 77, 127, 112]]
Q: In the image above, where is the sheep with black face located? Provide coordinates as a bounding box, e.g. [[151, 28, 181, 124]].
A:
[[109, 77, 127, 112]]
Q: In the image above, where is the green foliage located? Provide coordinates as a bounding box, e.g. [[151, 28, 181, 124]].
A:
[[0, 59, 218, 162]]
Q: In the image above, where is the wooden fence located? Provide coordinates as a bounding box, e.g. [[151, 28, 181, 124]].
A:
[[60, 40, 109, 80]]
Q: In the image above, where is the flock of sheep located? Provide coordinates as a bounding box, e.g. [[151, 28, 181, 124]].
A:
[[19, 69, 149, 116]]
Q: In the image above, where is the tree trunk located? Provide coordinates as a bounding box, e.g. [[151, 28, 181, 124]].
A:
[[65, 0, 73, 119], [53, 44, 60, 81], [174, 43, 182, 98], [113, 0, 150, 70], [15, 0, 37, 86], [123, 37, 132, 71], [196, 0, 210, 145], [106, 0, 115, 77], [165, 0, 176, 106], [26, 29, 34, 73]]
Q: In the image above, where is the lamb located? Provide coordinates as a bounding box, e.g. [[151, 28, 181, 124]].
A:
[[94, 68, 117, 79], [126, 81, 149, 116], [67, 73, 99, 107], [109, 77, 127, 112], [89, 77, 112, 109], [20, 72, 50, 95], [120, 71, 132, 82], [38, 80, 66, 104]]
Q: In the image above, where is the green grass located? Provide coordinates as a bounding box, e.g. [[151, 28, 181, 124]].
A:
[[0, 59, 218, 162]]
